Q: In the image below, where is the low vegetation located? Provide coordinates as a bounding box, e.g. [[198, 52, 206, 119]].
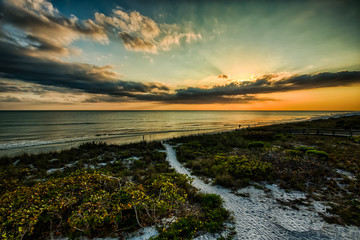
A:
[[171, 115, 360, 226], [263, 115, 360, 130], [0, 142, 231, 239]]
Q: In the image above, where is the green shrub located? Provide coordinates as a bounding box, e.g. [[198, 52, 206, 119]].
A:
[[296, 146, 315, 153], [0, 171, 137, 239], [248, 141, 265, 149], [0, 171, 197, 239], [176, 142, 203, 163], [204, 207, 229, 233], [208, 154, 273, 186], [195, 194, 230, 233], [306, 150, 329, 160], [0, 167, 31, 195], [284, 149, 303, 158], [226, 156, 272, 181], [328, 199, 360, 226], [152, 216, 200, 239], [196, 193, 223, 210], [152, 193, 230, 239], [214, 173, 236, 187]]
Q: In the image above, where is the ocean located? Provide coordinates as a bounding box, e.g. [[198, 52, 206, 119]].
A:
[[0, 111, 353, 157]]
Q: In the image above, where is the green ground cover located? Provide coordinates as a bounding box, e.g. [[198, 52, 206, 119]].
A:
[[170, 115, 360, 226], [0, 142, 231, 239], [261, 115, 360, 130]]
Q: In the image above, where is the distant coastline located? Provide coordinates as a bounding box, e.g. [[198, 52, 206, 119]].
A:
[[0, 110, 358, 112]]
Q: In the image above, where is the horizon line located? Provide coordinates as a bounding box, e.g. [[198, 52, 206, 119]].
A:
[[0, 110, 358, 112]]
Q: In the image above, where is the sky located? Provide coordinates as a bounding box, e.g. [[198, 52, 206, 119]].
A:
[[0, 0, 359, 110]]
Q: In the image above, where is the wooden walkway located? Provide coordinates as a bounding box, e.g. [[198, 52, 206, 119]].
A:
[[247, 128, 360, 137]]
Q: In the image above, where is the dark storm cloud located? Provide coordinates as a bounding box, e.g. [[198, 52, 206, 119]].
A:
[[128, 71, 360, 104], [0, 41, 168, 99], [275, 71, 360, 89], [1, 35, 359, 104], [134, 93, 271, 104], [24, 35, 71, 55], [0, 79, 79, 95]]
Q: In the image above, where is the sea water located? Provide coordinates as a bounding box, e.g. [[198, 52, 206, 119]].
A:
[[0, 111, 352, 157]]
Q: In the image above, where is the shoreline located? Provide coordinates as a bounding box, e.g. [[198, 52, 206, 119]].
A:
[[1, 111, 359, 158]]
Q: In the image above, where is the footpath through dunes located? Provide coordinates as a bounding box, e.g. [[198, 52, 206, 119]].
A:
[[163, 144, 360, 240]]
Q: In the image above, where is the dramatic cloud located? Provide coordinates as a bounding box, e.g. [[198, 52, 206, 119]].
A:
[[95, 10, 160, 40], [1, 35, 359, 104], [0, 0, 201, 56], [133, 93, 271, 104], [0, 41, 169, 100], [0, 0, 108, 57], [127, 71, 360, 104], [0, 0, 201, 103], [95, 8, 201, 53]]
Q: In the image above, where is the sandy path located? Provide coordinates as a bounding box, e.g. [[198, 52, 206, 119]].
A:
[[163, 144, 360, 240]]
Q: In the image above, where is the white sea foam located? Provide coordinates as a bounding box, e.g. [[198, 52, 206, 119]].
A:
[[0, 136, 91, 150]]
